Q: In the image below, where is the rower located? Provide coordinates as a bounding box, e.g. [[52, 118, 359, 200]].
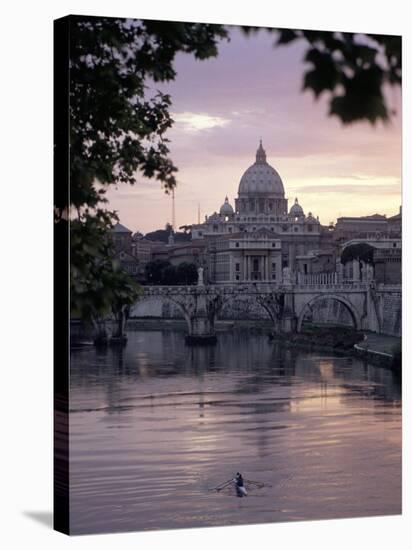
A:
[[235, 472, 247, 497]]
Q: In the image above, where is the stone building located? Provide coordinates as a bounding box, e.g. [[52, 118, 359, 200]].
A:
[[191, 141, 332, 283], [295, 248, 336, 275], [151, 239, 208, 267], [332, 205, 402, 285], [111, 222, 133, 253], [111, 223, 145, 280], [114, 249, 142, 279], [131, 235, 164, 265], [339, 237, 401, 284], [387, 206, 402, 236], [206, 229, 283, 283], [374, 247, 402, 284], [333, 214, 389, 244]]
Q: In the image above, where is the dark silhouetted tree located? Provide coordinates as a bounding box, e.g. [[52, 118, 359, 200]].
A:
[[244, 27, 401, 124], [144, 259, 198, 285], [145, 259, 172, 285], [341, 243, 375, 265], [162, 264, 178, 285], [63, 16, 228, 319], [176, 262, 198, 285], [70, 212, 141, 340]]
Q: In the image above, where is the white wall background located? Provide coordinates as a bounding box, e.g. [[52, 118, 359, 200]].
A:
[[0, 1, 410, 549]]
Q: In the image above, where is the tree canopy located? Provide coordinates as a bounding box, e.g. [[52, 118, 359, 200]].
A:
[[145, 260, 198, 285], [60, 16, 228, 216], [340, 242, 375, 265], [246, 27, 401, 124], [144, 226, 190, 243], [64, 17, 227, 322], [70, 210, 141, 323]]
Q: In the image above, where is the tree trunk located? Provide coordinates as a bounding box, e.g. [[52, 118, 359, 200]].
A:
[[92, 318, 108, 346]]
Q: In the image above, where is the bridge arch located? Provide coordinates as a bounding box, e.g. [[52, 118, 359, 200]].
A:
[[130, 293, 192, 331], [296, 293, 361, 333], [216, 293, 274, 323]]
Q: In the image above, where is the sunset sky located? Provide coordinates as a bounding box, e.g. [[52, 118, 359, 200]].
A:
[[106, 26, 402, 234]]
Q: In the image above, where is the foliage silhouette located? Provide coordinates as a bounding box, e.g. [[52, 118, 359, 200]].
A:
[[340, 242, 375, 265], [145, 259, 198, 285]]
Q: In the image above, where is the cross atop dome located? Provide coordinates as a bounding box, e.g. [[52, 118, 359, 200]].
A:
[[256, 139, 267, 164]]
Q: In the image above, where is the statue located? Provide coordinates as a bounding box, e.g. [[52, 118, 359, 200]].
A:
[[365, 263, 374, 282], [336, 262, 343, 282], [197, 266, 204, 286], [282, 266, 292, 284]]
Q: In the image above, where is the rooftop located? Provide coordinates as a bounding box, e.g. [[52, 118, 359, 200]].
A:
[[111, 222, 132, 234]]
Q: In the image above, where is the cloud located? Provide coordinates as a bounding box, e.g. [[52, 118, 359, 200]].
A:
[[172, 112, 230, 132], [290, 183, 401, 195]]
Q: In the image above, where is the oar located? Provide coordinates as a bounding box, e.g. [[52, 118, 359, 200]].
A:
[[209, 478, 234, 492], [244, 479, 265, 488]]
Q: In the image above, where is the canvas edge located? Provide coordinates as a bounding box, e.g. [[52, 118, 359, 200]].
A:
[[53, 14, 70, 536]]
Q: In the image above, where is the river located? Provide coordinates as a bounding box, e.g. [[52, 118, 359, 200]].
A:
[[69, 327, 401, 535]]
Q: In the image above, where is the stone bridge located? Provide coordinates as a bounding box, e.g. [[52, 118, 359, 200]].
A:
[[133, 278, 395, 343]]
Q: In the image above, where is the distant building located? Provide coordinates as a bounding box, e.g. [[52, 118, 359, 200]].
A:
[[152, 239, 208, 268], [113, 143, 401, 287], [387, 206, 402, 236], [131, 235, 161, 265], [190, 141, 331, 282], [205, 229, 282, 283], [333, 214, 388, 244], [114, 249, 142, 279], [339, 237, 401, 284], [295, 248, 336, 275], [374, 246, 402, 284], [111, 222, 133, 253]]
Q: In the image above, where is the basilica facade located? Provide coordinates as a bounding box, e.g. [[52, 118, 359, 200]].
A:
[[191, 141, 333, 283]]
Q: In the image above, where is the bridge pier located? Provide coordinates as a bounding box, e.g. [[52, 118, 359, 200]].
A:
[[279, 290, 297, 333], [365, 285, 381, 333], [280, 314, 297, 333], [185, 322, 217, 345], [185, 291, 217, 345]]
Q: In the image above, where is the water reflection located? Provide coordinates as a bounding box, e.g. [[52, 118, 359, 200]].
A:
[[69, 328, 401, 534]]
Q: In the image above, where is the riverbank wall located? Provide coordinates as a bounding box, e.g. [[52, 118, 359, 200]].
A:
[[377, 286, 402, 337], [353, 344, 395, 369], [270, 327, 400, 372]]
